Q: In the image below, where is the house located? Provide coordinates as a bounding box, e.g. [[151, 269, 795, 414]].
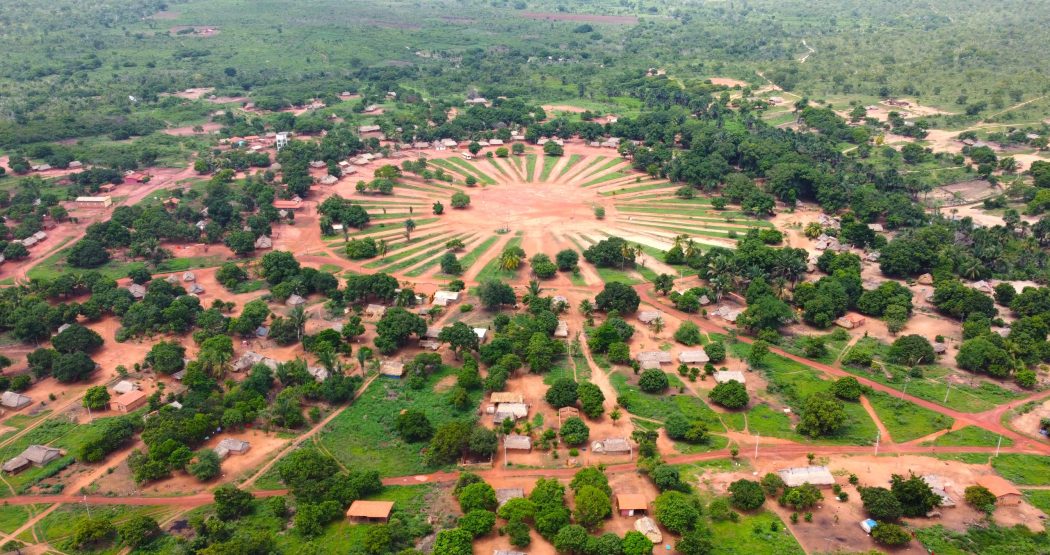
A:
[[68, 161, 83, 169], [975, 475, 1022, 506], [286, 294, 306, 307], [504, 434, 532, 452], [57, 323, 71, 334], [232, 351, 278, 372], [714, 371, 746, 384], [552, 295, 569, 307], [441, 138, 458, 148], [420, 339, 442, 351], [638, 310, 664, 324], [32, 231, 47, 243], [491, 392, 524, 404], [111, 389, 148, 413], [255, 235, 273, 249], [365, 304, 387, 320], [636, 351, 672, 369], [319, 175, 338, 186], [112, 380, 138, 395], [275, 132, 290, 150], [309, 160, 326, 169], [634, 517, 662, 543], [189, 284, 205, 295], [433, 291, 460, 306], [273, 199, 303, 211], [917, 273, 934, 285], [346, 500, 394, 523], [778, 466, 835, 487], [182, 271, 196, 282], [215, 438, 251, 459], [461, 152, 474, 160], [834, 315, 866, 329], [465, 97, 489, 105], [921, 475, 957, 508], [558, 406, 580, 426], [307, 366, 330, 382], [493, 402, 529, 423], [3, 445, 62, 474], [358, 125, 383, 134], [128, 284, 147, 299], [474, 327, 489, 342], [125, 172, 150, 184], [424, 327, 442, 340], [591, 438, 632, 456], [489, 139, 504, 146], [712, 305, 742, 322], [496, 488, 525, 507], [0, 391, 31, 410], [678, 350, 709, 364], [554, 320, 569, 338], [380, 360, 405, 378], [616, 493, 649, 516], [75, 196, 113, 208], [971, 280, 995, 295]]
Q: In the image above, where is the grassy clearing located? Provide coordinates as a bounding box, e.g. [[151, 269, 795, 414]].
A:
[[573, 155, 606, 178], [28, 252, 225, 281], [609, 370, 726, 435], [864, 390, 954, 443], [841, 338, 1021, 412], [726, 342, 878, 445], [581, 157, 623, 179], [1024, 490, 1050, 515], [601, 181, 677, 196], [915, 523, 1050, 554], [557, 154, 584, 177], [991, 454, 1050, 485], [485, 157, 510, 178], [347, 217, 440, 237], [582, 170, 628, 187], [33, 504, 176, 549], [379, 239, 461, 274], [922, 425, 1012, 447], [449, 235, 498, 274], [0, 504, 44, 534], [706, 507, 804, 555], [539, 154, 559, 181], [594, 266, 642, 285], [364, 233, 453, 268], [445, 157, 496, 185], [525, 154, 537, 181], [317, 367, 482, 476]]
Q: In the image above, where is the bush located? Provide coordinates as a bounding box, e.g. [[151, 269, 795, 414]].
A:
[[887, 335, 935, 366], [560, 417, 590, 446], [458, 509, 496, 537], [653, 491, 701, 534], [871, 522, 911, 546], [709, 380, 749, 409], [608, 342, 631, 364], [638, 369, 669, 393], [964, 485, 997, 513], [705, 342, 726, 363], [728, 479, 765, 511], [458, 482, 498, 513], [674, 322, 702, 345], [831, 376, 863, 401]]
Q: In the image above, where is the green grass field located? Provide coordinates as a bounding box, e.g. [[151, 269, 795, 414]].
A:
[[557, 154, 584, 178], [317, 367, 482, 476], [991, 454, 1050, 486], [921, 425, 1013, 448], [864, 390, 954, 443], [539, 154, 559, 181]]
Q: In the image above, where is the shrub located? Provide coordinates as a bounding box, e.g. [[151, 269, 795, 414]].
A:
[[831, 376, 863, 401], [709, 380, 749, 409], [728, 479, 765, 511], [638, 369, 669, 393], [871, 522, 911, 546]]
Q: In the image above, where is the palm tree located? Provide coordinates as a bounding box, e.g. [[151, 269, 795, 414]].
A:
[[289, 305, 307, 342], [499, 250, 522, 271], [198, 348, 231, 379], [316, 345, 337, 374], [377, 239, 388, 256], [404, 218, 416, 240], [356, 348, 368, 375], [525, 279, 542, 302], [650, 317, 665, 337]]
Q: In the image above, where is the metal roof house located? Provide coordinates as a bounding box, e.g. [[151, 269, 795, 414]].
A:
[[778, 466, 835, 487]]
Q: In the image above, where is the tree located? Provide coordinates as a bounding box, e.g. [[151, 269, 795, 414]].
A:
[[577, 382, 605, 418], [512, 142, 526, 155], [654, 274, 675, 296], [651, 464, 688, 492], [623, 531, 653, 555], [607, 342, 631, 364], [638, 369, 669, 393], [346, 237, 379, 259], [665, 414, 709, 444], [860, 487, 903, 521], [440, 252, 463, 275], [747, 340, 770, 367], [478, 279, 515, 310], [831, 376, 863, 401], [964, 485, 997, 513], [146, 340, 186, 375], [459, 509, 496, 537], [560, 416, 590, 446], [439, 321, 479, 358], [674, 322, 702, 345], [710, 380, 749, 409], [465, 175, 478, 187], [705, 342, 726, 363], [543, 141, 564, 156], [871, 522, 911, 546], [395, 409, 433, 442], [890, 473, 940, 517], [728, 479, 765, 511], [451, 191, 471, 208], [458, 482, 498, 512], [224, 230, 256, 255], [72, 517, 116, 548], [595, 282, 640, 314], [574, 485, 612, 529], [433, 528, 473, 555], [52, 324, 103, 354], [676, 529, 715, 555], [796, 392, 847, 437], [556, 249, 579, 271], [956, 337, 1013, 377], [374, 307, 427, 354], [53, 352, 97, 383], [260, 251, 301, 285], [654, 491, 701, 534], [214, 485, 254, 521], [188, 449, 221, 481], [67, 239, 110, 268], [553, 525, 589, 554], [739, 296, 794, 332], [83, 386, 110, 410], [887, 334, 935, 366], [530, 253, 557, 279], [404, 218, 416, 239], [760, 473, 785, 497], [425, 421, 472, 466], [545, 378, 579, 408], [118, 515, 160, 548]]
